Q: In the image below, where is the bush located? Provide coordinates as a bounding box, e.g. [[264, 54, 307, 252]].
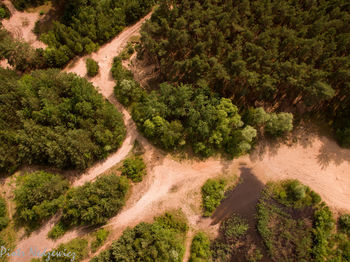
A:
[[91, 212, 187, 262], [111, 56, 133, 82], [265, 113, 293, 137], [61, 174, 129, 226], [339, 214, 350, 236], [115, 79, 145, 107], [121, 156, 146, 182], [189, 232, 211, 262], [91, 228, 109, 253], [86, 58, 99, 77], [201, 179, 226, 217], [0, 197, 8, 231], [48, 221, 67, 240], [14, 171, 69, 228], [43, 238, 88, 262]]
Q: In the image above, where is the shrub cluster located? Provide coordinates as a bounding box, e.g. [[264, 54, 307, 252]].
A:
[[189, 232, 211, 262], [91, 212, 188, 262], [201, 179, 226, 217], [14, 171, 69, 228], [121, 156, 146, 182], [86, 58, 99, 77]]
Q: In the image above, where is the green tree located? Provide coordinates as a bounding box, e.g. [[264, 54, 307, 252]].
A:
[[86, 58, 99, 77]]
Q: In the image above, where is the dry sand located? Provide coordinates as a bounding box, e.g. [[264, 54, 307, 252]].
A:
[[1, 0, 46, 49]]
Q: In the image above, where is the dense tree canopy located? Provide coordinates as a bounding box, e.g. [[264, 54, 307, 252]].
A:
[[61, 174, 129, 226], [0, 68, 126, 174], [38, 0, 154, 67], [14, 171, 69, 227], [91, 212, 188, 262], [140, 0, 350, 145]]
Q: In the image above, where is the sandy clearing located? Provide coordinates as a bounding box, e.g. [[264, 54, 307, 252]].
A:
[[1, 0, 46, 49], [0, 58, 13, 69], [7, 7, 350, 262]]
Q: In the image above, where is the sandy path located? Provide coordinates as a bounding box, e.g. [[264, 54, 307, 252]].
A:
[[8, 9, 350, 262], [1, 0, 46, 49]]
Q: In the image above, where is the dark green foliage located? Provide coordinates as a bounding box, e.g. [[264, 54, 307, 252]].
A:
[[86, 58, 99, 77], [141, 0, 350, 145], [130, 83, 257, 156], [39, 0, 154, 67], [0, 197, 9, 231], [91, 229, 109, 253], [0, 29, 47, 72], [11, 0, 46, 11], [61, 174, 129, 226], [91, 212, 187, 262], [43, 238, 88, 262], [0, 69, 126, 174], [339, 214, 350, 236], [0, 4, 11, 19], [189, 232, 211, 262], [201, 179, 226, 217], [14, 171, 68, 227], [121, 156, 146, 182], [220, 214, 249, 241], [111, 56, 133, 83]]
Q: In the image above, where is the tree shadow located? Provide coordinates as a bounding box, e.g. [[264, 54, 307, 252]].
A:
[[316, 136, 350, 169], [211, 166, 264, 226]]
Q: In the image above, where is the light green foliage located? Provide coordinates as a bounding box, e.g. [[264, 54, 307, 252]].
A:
[[115, 79, 145, 107], [265, 113, 293, 137], [189, 232, 212, 262], [121, 156, 146, 182], [43, 238, 88, 262], [0, 197, 8, 231], [86, 58, 99, 77], [14, 171, 68, 228], [0, 69, 126, 174], [201, 179, 226, 217], [91, 229, 110, 253], [211, 213, 250, 261], [221, 214, 249, 241], [245, 107, 270, 127], [48, 221, 67, 240], [61, 174, 129, 226], [91, 212, 188, 262], [273, 180, 322, 208], [131, 83, 256, 156]]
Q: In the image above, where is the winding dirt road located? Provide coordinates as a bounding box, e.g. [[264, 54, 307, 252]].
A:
[[4, 5, 350, 262]]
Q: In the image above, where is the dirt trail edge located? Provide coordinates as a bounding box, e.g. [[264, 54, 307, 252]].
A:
[[10, 10, 350, 262]]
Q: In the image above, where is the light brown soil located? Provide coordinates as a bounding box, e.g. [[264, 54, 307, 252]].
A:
[[7, 8, 350, 262], [1, 0, 46, 49]]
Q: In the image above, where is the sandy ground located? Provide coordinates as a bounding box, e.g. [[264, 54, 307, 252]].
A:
[[1, 0, 46, 49], [6, 8, 350, 262]]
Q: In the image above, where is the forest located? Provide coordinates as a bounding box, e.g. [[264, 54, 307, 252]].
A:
[[0, 68, 126, 174], [38, 0, 154, 67], [140, 0, 350, 146]]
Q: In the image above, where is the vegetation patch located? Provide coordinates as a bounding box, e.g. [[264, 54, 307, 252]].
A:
[[189, 232, 212, 262], [86, 58, 99, 77], [0, 4, 11, 19], [201, 179, 227, 217], [91, 211, 188, 262], [42, 238, 89, 262], [61, 174, 129, 227], [140, 0, 350, 146], [91, 228, 110, 253], [0, 197, 9, 231], [0, 69, 126, 174], [14, 171, 68, 229], [120, 156, 146, 182]]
